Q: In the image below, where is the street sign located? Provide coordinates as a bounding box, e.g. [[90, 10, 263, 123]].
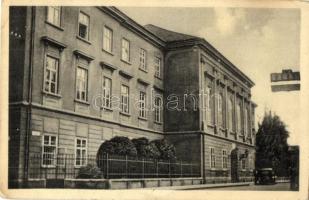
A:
[[271, 69, 300, 82], [270, 69, 300, 92], [271, 84, 300, 92]]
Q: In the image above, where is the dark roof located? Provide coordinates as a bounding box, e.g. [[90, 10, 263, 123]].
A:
[[144, 24, 202, 42], [144, 24, 254, 87]]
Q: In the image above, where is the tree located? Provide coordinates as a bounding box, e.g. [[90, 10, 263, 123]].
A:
[[255, 111, 290, 176]]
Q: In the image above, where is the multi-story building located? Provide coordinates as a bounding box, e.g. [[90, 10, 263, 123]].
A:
[[9, 6, 256, 187]]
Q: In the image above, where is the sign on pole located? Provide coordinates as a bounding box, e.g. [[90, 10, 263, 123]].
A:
[[270, 69, 300, 92]]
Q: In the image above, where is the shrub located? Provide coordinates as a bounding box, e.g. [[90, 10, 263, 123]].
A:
[[151, 139, 176, 161], [97, 136, 137, 157], [132, 137, 149, 157], [96, 136, 137, 170], [132, 137, 161, 159], [144, 142, 161, 159], [76, 164, 103, 179]]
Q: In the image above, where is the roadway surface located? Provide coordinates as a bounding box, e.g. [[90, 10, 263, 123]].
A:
[[205, 182, 292, 191]]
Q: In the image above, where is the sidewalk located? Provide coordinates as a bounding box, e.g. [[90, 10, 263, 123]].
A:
[[141, 182, 252, 190]]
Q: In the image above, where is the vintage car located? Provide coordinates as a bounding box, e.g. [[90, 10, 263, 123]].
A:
[[254, 168, 277, 185]]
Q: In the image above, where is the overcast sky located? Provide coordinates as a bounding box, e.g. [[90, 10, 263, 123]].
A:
[[119, 7, 300, 145]]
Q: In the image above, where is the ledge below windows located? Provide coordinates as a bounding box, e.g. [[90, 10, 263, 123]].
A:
[[120, 59, 132, 65], [42, 91, 63, 109], [102, 49, 114, 56], [229, 131, 237, 135], [207, 124, 215, 129], [101, 106, 113, 112], [138, 116, 148, 121], [154, 121, 163, 125], [74, 99, 90, 105], [209, 168, 225, 171], [74, 99, 90, 115], [76, 35, 91, 45], [42, 90, 62, 98], [45, 21, 64, 31], [120, 111, 131, 117], [139, 67, 148, 73], [154, 75, 163, 80]]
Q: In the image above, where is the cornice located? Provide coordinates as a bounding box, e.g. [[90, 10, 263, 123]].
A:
[[100, 61, 118, 71], [99, 6, 254, 88], [119, 70, 133, 79], [41, 36, 67, 50], [98, 6, 166, 49], [167, 39, 254, 88], [137, 78, 150, 86], [73, 50, 95, 62]]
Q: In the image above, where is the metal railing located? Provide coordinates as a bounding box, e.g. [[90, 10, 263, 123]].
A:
[[25, 153, 201, 179]]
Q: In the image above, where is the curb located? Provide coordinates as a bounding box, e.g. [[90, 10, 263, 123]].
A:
[[141, 182, 252, 190]]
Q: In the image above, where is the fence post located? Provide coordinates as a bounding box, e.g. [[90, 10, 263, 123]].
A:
[[73, 154, 75, 178], [55, 155, 58, 180], [142, 158, 145, 179], [125, 155, 128, 178], [106, 153, 109, 179], [45, 157, 47, 180], [190, 161, 193, 177], [180, 161, 182, 178], [64, 154, 66, 179], [169, 160, 171, 178], [156, 160, 159, 178]]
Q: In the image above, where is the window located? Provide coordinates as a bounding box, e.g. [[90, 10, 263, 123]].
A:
[[139, 92, 146, 118], [78, 12, 89, 40], [248, 109, 252, 138], [121, 38, 130, 62], [103, 26, 113, 52], [42, 135, 57, 167], [228, 98, 234, 131], [241, 158, 246, 170], [206, 86, 214, 125], [47, 6, 61, 26], [76, 67, 88, 102], [251, 109, 255, 128], [210, 148, 216, 168], [139, 48, 147, 70], [222, 150, 228, 169], [121, 85, 129, 113], [154, 57, 161, 78], [102, 77, 112, 108], [236, 102, 242, 133], [75, 138, 87, 167], [218, 93, 224, 127], [44, 55, 59, 94], [249, 155, 253, 169], [244, 107, 248, 136], [154, 96, 162, 123]]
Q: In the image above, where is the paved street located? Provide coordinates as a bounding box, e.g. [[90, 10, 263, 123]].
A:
[[206, 182, 292, 191]]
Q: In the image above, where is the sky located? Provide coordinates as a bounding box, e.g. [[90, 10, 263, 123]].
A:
[[119, 7, 301, 145]]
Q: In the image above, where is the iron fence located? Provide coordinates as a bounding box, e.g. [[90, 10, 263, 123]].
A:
[[26, 153, 201, 179]]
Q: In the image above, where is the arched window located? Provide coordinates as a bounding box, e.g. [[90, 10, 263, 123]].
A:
[[244, 107, 248, 136], [236, 102, 242, 133], [228, 97, 233, 131], [217, 93, 223, 127], [206, 86, 214, 125]]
